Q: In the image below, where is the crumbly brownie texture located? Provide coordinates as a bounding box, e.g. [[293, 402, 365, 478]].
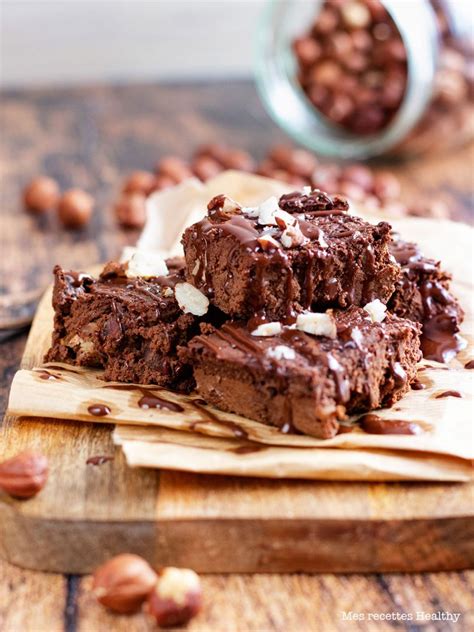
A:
[[45, 259, 202, 392], [181, 190, 400, 320], [180, 307, 421, 439], [388, 238, 465, 363]]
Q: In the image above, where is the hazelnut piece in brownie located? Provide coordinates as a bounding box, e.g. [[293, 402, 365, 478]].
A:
[[388, 238, 465, 363], [182, 189, 400, 320], [45, 255, 216, 392], [180, 305, 421, 439]]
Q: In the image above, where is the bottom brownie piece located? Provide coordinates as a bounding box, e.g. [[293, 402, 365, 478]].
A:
[[180, 306, 421, 439], [388, 238, 465, 363], [45, 258, 208, 392]]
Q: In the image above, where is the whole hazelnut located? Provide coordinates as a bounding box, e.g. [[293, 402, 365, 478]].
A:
[[58, 189, 94, 229], [0, 450, 49, 499], [114, 193, 147, 229], [372, 171, 401, 201], [147, 567, 202, 628], [92, 554, 157, 614], [192, 156, 223, 181], [154, 174, 176, 191], [156, 157, 193, 183], [23, 176, 60, 214], [122, 171, 156, 196]]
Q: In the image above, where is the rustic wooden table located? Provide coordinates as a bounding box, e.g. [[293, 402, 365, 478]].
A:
[[0, 81, 473, 632]]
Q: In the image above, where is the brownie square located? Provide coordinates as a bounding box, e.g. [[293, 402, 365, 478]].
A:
[[182, 190, 400, 320], [45, 258, 202, 392], [180, 306, 421, 439], [388, 238, 465, 362]]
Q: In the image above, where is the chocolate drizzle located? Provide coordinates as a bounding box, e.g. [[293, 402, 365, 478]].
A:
[[389, 238, 465, 363], [138, 391, 184, 411], [465, 360, 474, 370], [87, 404, 111, 417], [189, 399, 249, 439], [359, 414, 423, 435], [435, 390, 462, 399]]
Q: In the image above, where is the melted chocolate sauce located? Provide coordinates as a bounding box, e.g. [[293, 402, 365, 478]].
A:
[[435, 390, 462, 399], [410, 380, 426, 390], [87, 404, 111, 417], [86, 455, 114, 465], [464, 360, 474, 370], [34, 369, 59, 380], [189, 399, 249, 439], [390, 239, 464, 364], [138, 391, 184, 412], [359, 414, 422, 435]]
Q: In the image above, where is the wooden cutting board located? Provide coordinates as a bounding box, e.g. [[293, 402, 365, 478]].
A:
[[0, 290, 473, 575]]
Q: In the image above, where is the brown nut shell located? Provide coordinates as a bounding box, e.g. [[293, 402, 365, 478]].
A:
[[92, 554, 157, 614], [0, 451, 49, 499]]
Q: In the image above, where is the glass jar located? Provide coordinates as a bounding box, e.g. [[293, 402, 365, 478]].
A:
[[255, 0, 473, 160]]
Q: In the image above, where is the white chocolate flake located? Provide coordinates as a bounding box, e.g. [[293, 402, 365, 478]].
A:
[[174, 283, 209, 316], [251, 322, 282, 337], [364, 299, 387, 323], [295, 311, 337, 338]]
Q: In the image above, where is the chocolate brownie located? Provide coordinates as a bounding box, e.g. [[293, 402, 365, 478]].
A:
[[181, 190, 400, 320], [45, 258, 208, 392], [388, 238, 465, 363], [180, 306, 421, 439]]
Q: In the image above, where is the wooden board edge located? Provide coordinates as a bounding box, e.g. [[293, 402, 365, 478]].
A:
[[1, 507, 473, 574]]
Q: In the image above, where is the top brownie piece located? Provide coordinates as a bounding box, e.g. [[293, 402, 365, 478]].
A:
[[45, 257, 205, 392], [387, 237, 465, 362], [182, 190, 400, 319]]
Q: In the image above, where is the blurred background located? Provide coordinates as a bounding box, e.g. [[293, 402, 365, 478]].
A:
[[2, 1, 265, 87]]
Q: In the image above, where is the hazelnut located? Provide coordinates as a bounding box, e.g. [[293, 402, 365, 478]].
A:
[[156, 157, 193, 183], [23, 176, 60, 214], [122, 170, 156, 196], [114, 192, 147, 229], [92, 554, 157, 614], [372, 171, 400, 201], [147, 567, 202, 628], [220, 149, 255, 172], [207, 194, 242, 220], [154, 174, 176, 191], [0, 450, 49, 499], [191, 156, 223, 181], [58, 189, 94, 229]]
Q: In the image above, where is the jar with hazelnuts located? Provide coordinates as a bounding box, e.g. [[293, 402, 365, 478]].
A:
[[255, 0, 473, 159]]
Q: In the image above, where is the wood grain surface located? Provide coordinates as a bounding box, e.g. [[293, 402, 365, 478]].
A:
[[1, 81, 473, 631]]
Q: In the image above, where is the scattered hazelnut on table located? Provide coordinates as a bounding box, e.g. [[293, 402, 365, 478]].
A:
[[156, 157, 193, 183], [147, 567, 203, 628], [114, 192, 147, 229], [57, 188, 94, 229], [122, 170, 156, 196], [191, 156, 223, 181], [23, 176, 60, 214], [0, 450, 49, 499], [92, 554, 158, 614]]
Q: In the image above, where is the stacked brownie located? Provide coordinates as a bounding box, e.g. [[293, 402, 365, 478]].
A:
[[46, 188, 463, 439], [46, 256, 213, 392]]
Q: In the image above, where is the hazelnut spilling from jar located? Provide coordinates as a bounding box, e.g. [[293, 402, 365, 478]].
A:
[[292, 0, 408, 135]]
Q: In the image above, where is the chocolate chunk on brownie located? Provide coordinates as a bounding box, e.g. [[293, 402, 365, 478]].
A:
[[180, 305, 421, 439], [45, 256, 212, 392], [388, 238, 465, 363], [181, 190, 400, 320]]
